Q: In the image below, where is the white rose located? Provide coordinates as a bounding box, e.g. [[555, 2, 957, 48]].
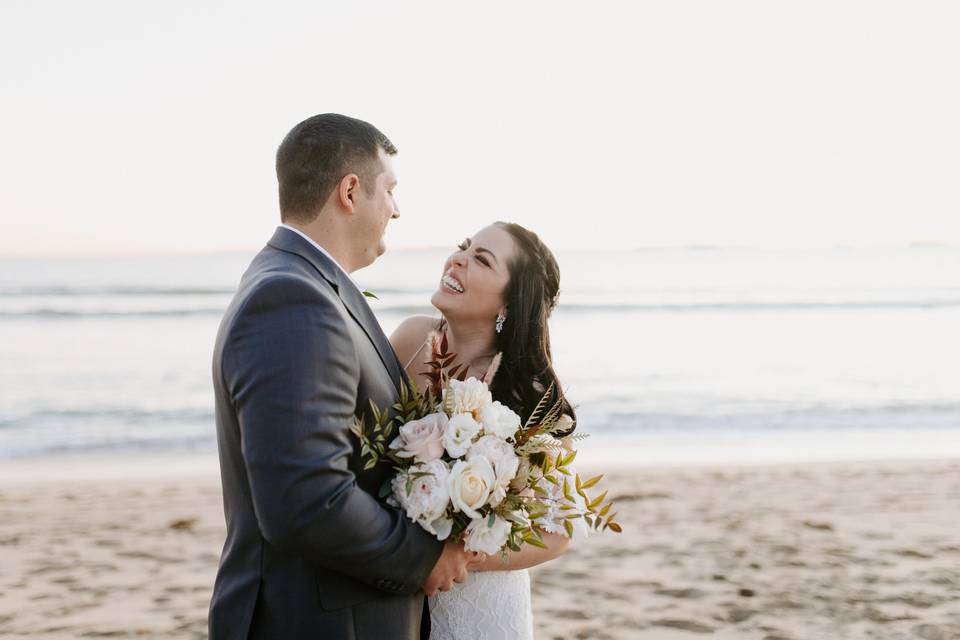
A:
[[444, 413, 482, 458], [391, 459, 451, 527], [388, 412, 447, 463], [465, 515, 512, 555], [443, 377, 492, 418], [467, 435, 520, 506], [447, 456, 496, 519], [478, 401, 522, 440]]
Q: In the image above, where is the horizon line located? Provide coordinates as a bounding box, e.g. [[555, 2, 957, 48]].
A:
[[0, 240, 954, 260]]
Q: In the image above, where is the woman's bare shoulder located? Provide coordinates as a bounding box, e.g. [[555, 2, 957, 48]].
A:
[[389, 315, 441, 365]]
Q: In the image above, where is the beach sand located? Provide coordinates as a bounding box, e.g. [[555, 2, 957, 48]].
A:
[[1, 456, 958, 639]]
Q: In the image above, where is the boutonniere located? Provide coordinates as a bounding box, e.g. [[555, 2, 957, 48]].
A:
[[362, 290, 379, 300]]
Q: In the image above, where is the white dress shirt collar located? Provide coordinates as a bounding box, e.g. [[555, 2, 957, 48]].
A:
[[278, 224, 363, 294]]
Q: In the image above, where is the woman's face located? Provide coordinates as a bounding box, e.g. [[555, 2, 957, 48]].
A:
[[431, 224, 517, 325]]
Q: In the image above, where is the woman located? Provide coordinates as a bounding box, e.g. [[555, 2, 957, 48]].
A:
[[389, 221, 577, 640]]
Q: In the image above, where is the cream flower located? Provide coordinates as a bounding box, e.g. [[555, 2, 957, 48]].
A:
[[444, 413, 482, 458], [478, 401, 521, 440], [447, 456, 496, 519], [553, 414, 575, 434], [443, 377, 492, 419], [465, 514, 512, 555], [423, 515, 454, 541], [467, 435, 520, 506], [391, 459, 451, 531], [388, 412, 447, 463]]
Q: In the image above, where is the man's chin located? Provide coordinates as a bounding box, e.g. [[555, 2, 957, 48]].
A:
[[357, 242, 387, 270]]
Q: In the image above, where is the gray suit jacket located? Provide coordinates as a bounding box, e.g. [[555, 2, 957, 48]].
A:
[[208, 227, 444, 639]]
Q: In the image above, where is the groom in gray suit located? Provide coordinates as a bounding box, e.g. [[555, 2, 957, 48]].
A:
[[209, 114, 476, 639]]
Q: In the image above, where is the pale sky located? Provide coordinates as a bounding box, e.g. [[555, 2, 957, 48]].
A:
[[1, 1, 958, 256]]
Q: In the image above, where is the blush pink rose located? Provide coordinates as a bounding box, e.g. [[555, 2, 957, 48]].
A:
[[389, 412, 448, 463]]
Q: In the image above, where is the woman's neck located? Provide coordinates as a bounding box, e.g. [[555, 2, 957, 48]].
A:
[[441, 316, 497, 377]]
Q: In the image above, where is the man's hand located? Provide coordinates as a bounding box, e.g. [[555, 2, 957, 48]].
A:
[[423, 541, 478, 596]]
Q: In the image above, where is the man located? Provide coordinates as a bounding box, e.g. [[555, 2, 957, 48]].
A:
[[209, 113, 476, 639]]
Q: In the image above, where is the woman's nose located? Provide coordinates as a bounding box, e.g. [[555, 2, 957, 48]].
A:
[[451, 253, 467, 267]]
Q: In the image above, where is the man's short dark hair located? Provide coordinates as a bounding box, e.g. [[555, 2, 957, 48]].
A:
[[276, 113, 397, 223]]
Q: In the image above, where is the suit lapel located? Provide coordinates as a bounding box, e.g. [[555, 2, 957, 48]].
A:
[[266, 227, 406, 390], [337, 282, 406, 389]]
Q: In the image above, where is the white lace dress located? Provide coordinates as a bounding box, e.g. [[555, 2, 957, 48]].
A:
[[429, 570, 533, 640], [428, 473, 591, 639]]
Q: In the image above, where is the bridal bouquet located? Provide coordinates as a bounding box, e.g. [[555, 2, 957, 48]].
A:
[[352, 332, 621, 556]]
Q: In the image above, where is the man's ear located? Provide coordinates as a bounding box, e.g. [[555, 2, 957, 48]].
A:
[[336, 174, 360, 213]]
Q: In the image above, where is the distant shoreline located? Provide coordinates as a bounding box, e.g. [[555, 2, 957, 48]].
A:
[[3, 443, 960, 486], [1, 242, 957, 260]]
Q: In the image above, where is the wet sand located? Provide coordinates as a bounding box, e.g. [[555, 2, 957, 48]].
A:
[[1, 455, 958, 639]]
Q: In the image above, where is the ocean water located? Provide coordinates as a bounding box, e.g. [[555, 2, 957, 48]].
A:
[[1, 245, 958, 462]]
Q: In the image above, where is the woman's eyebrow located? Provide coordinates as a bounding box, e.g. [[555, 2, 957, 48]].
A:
[[474, 246, 499, 264]]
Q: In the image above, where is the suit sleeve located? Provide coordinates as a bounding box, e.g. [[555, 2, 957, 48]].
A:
[[221, 275, 444, 594]]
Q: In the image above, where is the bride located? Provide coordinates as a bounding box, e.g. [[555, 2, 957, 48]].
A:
[[390, 221, 579, 640]]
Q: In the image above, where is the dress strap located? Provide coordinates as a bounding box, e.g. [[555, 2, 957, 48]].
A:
[[401, 317, 447, 372], [402, 336, 429, 371]]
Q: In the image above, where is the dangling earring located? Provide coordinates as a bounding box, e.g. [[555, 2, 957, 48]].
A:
[[495, 312, 506, 334]]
